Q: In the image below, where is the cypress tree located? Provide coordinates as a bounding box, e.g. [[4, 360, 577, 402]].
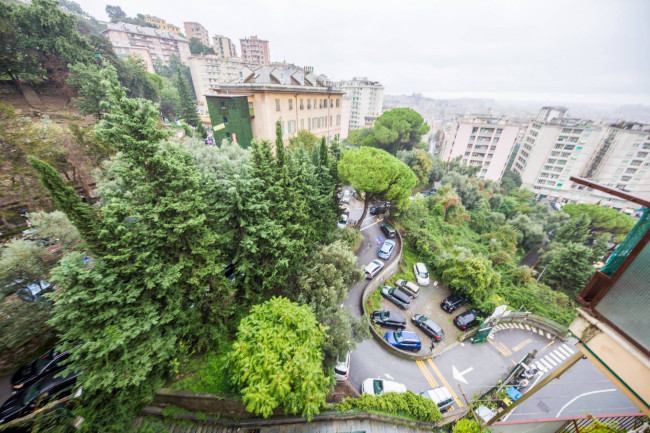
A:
[[319, 137, 328, 167], [275, 120, 286, 169], [28, 157, 104, 255], [176, 70, 206, 138]]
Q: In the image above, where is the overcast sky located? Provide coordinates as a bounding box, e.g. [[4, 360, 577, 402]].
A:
[[77, 0, 650, 105]]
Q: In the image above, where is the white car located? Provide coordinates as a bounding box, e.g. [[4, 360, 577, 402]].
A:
[[413, 262, 430, 286], [337, 213, 349, 229], [341, 190, 351, 204], [334, 352, 351, 380], [361, 378, 407, 396], [364, 259, 385, 279]]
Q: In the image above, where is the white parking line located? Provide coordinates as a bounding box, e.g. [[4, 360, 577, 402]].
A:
[[360, 219, 382, 232]]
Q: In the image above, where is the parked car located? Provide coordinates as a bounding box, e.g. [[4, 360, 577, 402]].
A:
[[371, 310, 407, 329], [361, 378, 407, 396], [334, 352, 351, 380], [385, 330, 421, 352], [377, 240, 396, 259], [369, 206, 387, 215], [380, 285, 412, 309], [337, 213, 349, 229], [341, 190, 351, 204], [424, 188, 437, 197], [380, 223, 396, 239], [413, 263, 430, 286], [412, 314, 445, 341], [453, 309, 485, 331], [420, 386, 454, 412], [395, 279, 419, 297], [16, 280, 52, 302], [440, 293, 467, 313], [11, 343, 70, 391], [364, 260, 385, 279], [0, 370, 81, 425], [341, 208, 350, 216]]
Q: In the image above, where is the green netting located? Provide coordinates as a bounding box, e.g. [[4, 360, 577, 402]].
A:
[[602, 208, 650, 276]]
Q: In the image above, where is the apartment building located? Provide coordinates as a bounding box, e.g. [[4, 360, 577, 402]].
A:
[[111, 44, 155, 73], [440, 116, 520, 182], [183, 22, 210, 46], [580, 122, 650, 207], [240, 36, 270, 66], [336, 77, 384, 130], [512, 107, 603, 203], [188, 54, 253, 117], [213, 35, 238, 58], [206, 65, 344, 148], [103, 22, 191, 67], [143, 15, 181, 34]]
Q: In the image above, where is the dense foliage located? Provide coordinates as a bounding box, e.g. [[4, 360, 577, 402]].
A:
[[336, 391, 443, 422], [228, 297, 329, 420]]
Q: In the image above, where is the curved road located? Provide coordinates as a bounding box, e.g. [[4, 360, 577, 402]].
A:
[[341, 195, 638, 418]]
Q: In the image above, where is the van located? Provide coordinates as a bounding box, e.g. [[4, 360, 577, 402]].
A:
[[420, 386, 454, 412], [380, 223, 396, 239]]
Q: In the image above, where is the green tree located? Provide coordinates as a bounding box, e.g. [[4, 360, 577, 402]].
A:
[[120, 57, 160, 101], [438, 248, 501, 302], [346, 127, 377, 148], [228, 297, 329, 420], [508, 213, 545, 252], [452, 419, 486, 433], [28, 211, 80, 248], [188, 37, 215, 55], [159, 78, 181, 119], [289, 129, 320, 152], [542, 243, 595, 295], [561, 204, 636, 243], [68, 62, 121, 118], [397, 149, 434, 185], [105, 4, 126, 18], [554, 213, 591, 244], [0, 239, 48, 293], [373, 108, 430, 154], [500, 171, 522, 193], [176, 70, 205, 138], [338, 147, 417, 227]]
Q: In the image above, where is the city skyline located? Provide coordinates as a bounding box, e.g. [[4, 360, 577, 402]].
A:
[[78, 0, 649, 106]]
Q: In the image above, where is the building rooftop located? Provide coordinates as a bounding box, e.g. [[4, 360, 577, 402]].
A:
[[103, 22, 188, 42], [610, 121, 650, 132]]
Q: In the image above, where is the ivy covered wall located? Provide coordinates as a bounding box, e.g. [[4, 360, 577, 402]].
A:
[[206, 96, 254, 148]]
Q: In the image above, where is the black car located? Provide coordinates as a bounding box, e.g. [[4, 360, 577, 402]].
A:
[[412, 314, 445, 341], [371, 310, 407, 329], [440, 294, 467, 313], [0, 370, 81, 425], [11, 344, 70, 391], [453, 309, 485, 331], [369, 206, 387, 215]]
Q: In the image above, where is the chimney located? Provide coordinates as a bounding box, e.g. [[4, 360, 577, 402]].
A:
[[304, 66, 314, 74]]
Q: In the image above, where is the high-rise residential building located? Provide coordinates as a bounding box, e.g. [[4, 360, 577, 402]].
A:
[[188, 54, 254, 117], [183, 22, 210, 46], [143, 15, 181, 34], [440, 115, 520, 182], [337, 77, 384, 130], [239, 36, 270, 66], [103, 22, 191, 67], [206, 65, 344, 148], [212, 35, 238, 58], [512, 107, 604, 205]]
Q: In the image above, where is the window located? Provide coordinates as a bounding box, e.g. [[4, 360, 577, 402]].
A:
[[307, 99, 312, 109], [336, 99, 340, 108], [336, 115, 341, 126], [631, 160, 642, 166], [626, 168, 637, 174], [621, 176, 632, 181], [633, 143, 640, 148], [319, 99, 323, 109], [496, 128, 503, 135], [330, 115, 333, 126], [223, 116, 228, 124], [324, 99, 328, 108], [300, 119, 304, 129], [220, 101, 225, 109], [288, 99, 293, 111], [637, 152, 648, 158], [275, 99, 280, 111], [300, 99, 304, 110]]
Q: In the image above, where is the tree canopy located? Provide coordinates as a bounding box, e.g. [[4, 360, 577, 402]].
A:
[[228, 297, 329, 420], [338, 147, 417, 226], [373, 108, 430, 154]]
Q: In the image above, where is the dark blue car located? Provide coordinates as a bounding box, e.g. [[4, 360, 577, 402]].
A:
[[385, 330, 421, 352]]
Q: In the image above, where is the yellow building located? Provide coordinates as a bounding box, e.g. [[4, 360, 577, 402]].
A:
[[206, 65, 346, 148], [143, 15, 181, 35]]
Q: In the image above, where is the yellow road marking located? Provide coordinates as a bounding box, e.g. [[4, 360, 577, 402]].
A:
[[426, 359, 464, 408], [415, 360, 438, 388], [541, 340, 556, 352], [512, 338, 533, 353], [488, 339, 512, 356]]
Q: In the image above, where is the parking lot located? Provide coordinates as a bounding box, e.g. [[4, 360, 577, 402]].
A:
[[376, 275, 469, 356]]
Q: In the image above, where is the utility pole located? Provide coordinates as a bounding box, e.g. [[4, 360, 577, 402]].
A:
[[458, 385, 480, 425]]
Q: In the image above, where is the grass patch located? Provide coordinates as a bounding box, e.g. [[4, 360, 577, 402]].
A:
[[169, 348, 235, 395], [365, 286, 383, 313]]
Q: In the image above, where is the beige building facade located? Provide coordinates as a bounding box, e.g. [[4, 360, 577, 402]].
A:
[[103, 22, 191, 67], [213, 35, 238, 58], [240, 36, 270, 66], [183, 22, 210, 46]]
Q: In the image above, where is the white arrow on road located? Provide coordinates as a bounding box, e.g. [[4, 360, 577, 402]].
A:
[[384, 373, 394, 380], [452, 366, 474, 384]]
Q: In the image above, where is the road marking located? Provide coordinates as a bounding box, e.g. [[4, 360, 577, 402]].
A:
[[385, 373, 394, 380], [555, 389, 616, 418], [554, 349, 567, 361], [415, 360, 438, 388], [427, 359, 464, 408], [548, 352, 563, 364], [546, 356, 557, 367], [561, 344, 575, 354], [541, 358, 553, 370], [360, 219, 382, 232], [557, 346, 572, 358], [541, 340, 556, 352], [452, 366, 473, 384], [512, 338, 532, 353], [488, 339, 512, 356]]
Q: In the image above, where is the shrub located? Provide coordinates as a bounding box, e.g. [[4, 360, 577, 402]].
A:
[[336, 391, 442, 422]]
